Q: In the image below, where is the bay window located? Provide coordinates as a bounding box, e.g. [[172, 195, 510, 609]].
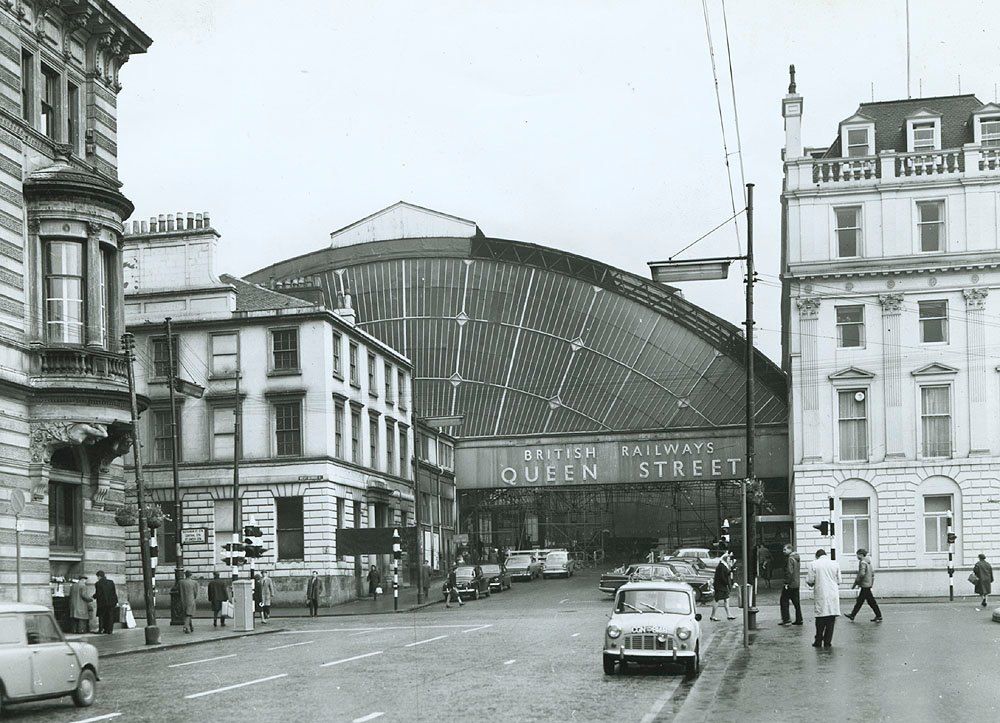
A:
[[44, 241, 84, 343]]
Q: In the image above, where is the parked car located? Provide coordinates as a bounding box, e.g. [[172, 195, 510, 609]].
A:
[[441, 565, 492, 601], [603, 580, 703, 677], [671, 548, 724, 568], [599, 563, 681, 594], [505, 554, 543, 581], [658, 560, 714, 602], [481, 564, 512, 592], [542, 550, 575, 578], [0, 603, 100, 714]]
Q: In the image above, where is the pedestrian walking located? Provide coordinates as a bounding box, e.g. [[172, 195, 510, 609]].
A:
[[260, 570, 276, 623], [252, 572, 263, 620], [845, 549, 882, 622], [207, 571, 229, 627], [806, 549, 841, 648], [756, 543, 772, 588], [778, 544, 803, 626], [709, 553, 737, 621], [94, 571, 118, 635], [69, 574, 93, 634], [444, 564, 464, 608], [367, 565, 382, 601], [306, 570, 321, 617], [179, 570, 198, 633], [421, 561, 431, 599], [972, 553, 993, 609]]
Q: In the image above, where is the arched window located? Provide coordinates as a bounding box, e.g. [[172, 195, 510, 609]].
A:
[[834, 478, 877, 566], [916, 476, 961, 566]]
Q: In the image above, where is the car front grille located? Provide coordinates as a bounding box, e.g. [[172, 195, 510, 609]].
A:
[[622, 634, 672, 651]]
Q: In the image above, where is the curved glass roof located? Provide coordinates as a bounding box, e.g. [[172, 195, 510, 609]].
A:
[[248, 233, 787, 439]]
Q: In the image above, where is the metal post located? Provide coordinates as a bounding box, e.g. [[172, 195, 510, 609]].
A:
[[413, 429, 422, 604], [947, 514, 954, 601], [232, 371, 242, 583], [392, 527, 401, 611], [14, 514, 21, 602], [164, 318, 184, 625], [740, 182, 755, 650], [122, 332, 160, 645], [828, 496, 836, 561]]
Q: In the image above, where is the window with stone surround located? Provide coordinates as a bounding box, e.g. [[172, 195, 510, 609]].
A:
[[911, 121, 936, 151], [44, 240, 85, 344], [351, 407, 362, 464], [837, 390, 868, 461], [332, 332, 343, 378], [214, 499, 234, 544], [398, 425, 408, 480], [212, 406, 236, 460], [835, 305, 865, 348], [48, 481, 81, 551], [151, 336, 178, 379], [981, 118, 1000, 147], [918, 300, 948, 343], [923, 495, 952, 553], [841, 498, 870, 556], [334, 400, 345, 459], [369, 415, 379, 469], [397, 370, 407, 410], [270, 328, 299, 372], [385, 419, 395, 476], [20, 49, 32, 123], [211, 332, 239, 377], [273, 400, 302, 457], [276, 496, 305, 561], [834, 207, 862, 258], [336, 497, 346, 560], [846, 127, 870, 157], [919, 385, 952, 457], [917, 200, 945, 252], [67, 81, 80, 151], [367, 352, 378, 397], [384, 361, 393, 403], [151, 408, 178, 463]]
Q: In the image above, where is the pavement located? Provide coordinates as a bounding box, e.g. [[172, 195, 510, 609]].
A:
[[11, 569, 748, 722], [67, 621, 286, 658]]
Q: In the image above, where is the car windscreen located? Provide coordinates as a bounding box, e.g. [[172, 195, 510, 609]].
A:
[[0, 616, 22, 644], [546, 554, 568, 564], [506, 556, 532, 566], [480, 565, 501, 575], [616, 589, 692, 615], [455, 568, 477, 580]]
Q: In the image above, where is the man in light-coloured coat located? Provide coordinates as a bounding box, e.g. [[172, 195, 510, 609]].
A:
[[69, 575, 93, 633], [805, 549, 841, 648]]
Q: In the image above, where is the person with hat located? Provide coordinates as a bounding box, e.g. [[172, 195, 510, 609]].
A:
[[94, 570, 118, 634], [69, 574, 93, 633]]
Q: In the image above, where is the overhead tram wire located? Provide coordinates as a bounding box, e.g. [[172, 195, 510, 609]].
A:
[[720, 0, 748, 200], [701, 0, 744, 266]]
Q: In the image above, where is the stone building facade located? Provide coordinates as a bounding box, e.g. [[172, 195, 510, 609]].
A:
[[0, 1, 149, 606], [782, 74, 1000, 595], [121, 214, 417, 606]]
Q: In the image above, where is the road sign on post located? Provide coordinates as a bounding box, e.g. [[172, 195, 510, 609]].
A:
[[10, 488, 25, 602]]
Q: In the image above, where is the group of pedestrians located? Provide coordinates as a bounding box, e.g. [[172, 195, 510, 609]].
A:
[[68, 570, 119, 634]]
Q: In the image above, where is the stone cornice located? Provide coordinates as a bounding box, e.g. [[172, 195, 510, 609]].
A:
[[787, 252, 1000, 281]]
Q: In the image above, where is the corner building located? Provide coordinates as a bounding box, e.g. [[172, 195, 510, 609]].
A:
[[0, 1, 149, 605], [782, 77, 1000, 594], [249, 203, 790, 560]]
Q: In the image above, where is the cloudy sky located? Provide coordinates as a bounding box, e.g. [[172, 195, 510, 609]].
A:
[[113, 0, 1000, 362]]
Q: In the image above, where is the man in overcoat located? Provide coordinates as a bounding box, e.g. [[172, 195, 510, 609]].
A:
[[306, 570, 321, 617], [69, 574, 93, 633], [94, 571, 118, 634], [806, 549, 841, 648], [179, 570, 198, 633]]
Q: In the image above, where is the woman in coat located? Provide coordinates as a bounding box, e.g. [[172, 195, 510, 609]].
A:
[[178, 570, 198, 633], [259, 570, 277, 623], [973, 554, 993, 609], [710, 553, 736, 621], [367, 566, 382, 601]]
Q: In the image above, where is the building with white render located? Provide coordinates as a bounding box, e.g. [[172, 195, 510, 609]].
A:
[[782, 70, 1000, 595]]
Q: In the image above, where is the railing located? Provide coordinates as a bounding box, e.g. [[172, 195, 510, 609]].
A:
[[812, 157, 879, 183], [980, 148, 1000, 171], [33, 346, 128, 383], [895, 150, 963, 176]]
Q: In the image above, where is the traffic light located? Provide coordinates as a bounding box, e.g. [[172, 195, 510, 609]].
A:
[[221, 542, 246, 567], [720, 519, 731, 548], [813, 521, 830, 536], [243, 525, 263, 538], [947, 532, 957, 544], [242, 524, 267, 559]]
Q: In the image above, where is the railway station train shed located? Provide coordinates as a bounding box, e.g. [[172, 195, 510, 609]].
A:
[[247, 202, 789, 562]]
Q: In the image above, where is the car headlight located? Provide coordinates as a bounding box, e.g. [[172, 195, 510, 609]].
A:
[[607, 624, 621, 639], [656, 633, 668, 643], [676, 627, 691, 640]]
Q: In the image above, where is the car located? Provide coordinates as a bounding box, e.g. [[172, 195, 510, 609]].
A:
[[481, 564, 512, 592], [0, 603, 100, 714], [440, 566, 492, 601], [658, 560, 714, 603], [671, 547, 725, 568], [542, 551, 575, 578], [599, 563, 681, 594], [505, 554, 543, 581], [603, 580, 703, 678]]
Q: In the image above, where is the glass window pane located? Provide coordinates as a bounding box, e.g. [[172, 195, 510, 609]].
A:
[[835, 207, 859, 228], [843, 523, 856, 554], [856, 519, 870, 552], [919, 202, 941, 223], [924, 516, 938, 552], [924, 495, 951, 513], [214, 499, 234, 537], [842, 498, 869, 516]]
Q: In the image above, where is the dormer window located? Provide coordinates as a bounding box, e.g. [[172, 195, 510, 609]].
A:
[[912, 122, 935, 151], [905, 112, 941, 152], [981, 118, 1000, 147], [846, 128, 870, 157]]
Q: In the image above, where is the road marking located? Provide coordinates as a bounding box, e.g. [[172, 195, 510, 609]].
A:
[[185, 673, 288, 699], [503, 659, 516, 665], [349, 629, 375, 637], [72, 714, 122, 723], [560, 598, 570, 604], [571, 633, 580, 637], [168, 653, 237, 668], [353, 714, 385, 723], [280, 624, 481, 634], [461, 624, 492, 633], [404, 634, 448, 647], [321, 650, 384, 667], [267, 640, 314, 651]]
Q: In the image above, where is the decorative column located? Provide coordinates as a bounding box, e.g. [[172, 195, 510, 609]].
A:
[[85, 222, 103, 348], [879, 293, 905, 458], [108, 236, 126, 351], [27, 218, 43, 342], [964, 288, 990, 455], [796, 297, 821, 461]]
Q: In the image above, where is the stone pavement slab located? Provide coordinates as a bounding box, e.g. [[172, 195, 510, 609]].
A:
[[68, 621, 285, 657]]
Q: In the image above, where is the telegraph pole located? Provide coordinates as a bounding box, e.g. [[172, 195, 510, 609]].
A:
[[232, 371, 242, 581], [121, 332, 161, 645], [164, 318, 184, 625]]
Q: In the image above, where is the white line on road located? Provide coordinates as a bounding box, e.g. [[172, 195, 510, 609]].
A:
[[267, 640, 315, 651], [321, 650, 384, 667], [559, 598, 569, 604], [168, 653, 237, 668], [349, 629, 376, 637], [404, 634, 448, 648], [353, 714, 385, 723], [280, 624, 483, 634], [461, 624, 493, 633], [639, 678, 683, 723], [71, 714, 122, 723], [503, 659, 516, 665], [571, 633, 580, 637], [185, 673, 288, 699]]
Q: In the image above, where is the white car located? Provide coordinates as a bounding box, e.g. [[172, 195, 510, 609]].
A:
[[542, 551, 575, 578], [603, 580, 702, 677]]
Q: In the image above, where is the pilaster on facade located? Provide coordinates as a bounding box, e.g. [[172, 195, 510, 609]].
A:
[[963, 287, 990, 454], [878, 293, 905, 458], [796, 296, 821, 462]]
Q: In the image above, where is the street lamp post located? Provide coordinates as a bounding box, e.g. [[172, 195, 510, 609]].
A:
[[648, 183, 756, 650]]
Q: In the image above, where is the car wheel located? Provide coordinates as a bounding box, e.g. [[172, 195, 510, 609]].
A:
[[603, 656, 616, 675], [72, 668, 97, 707], [685, 644, 701, 679]]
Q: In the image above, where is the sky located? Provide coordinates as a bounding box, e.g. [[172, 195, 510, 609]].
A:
[[112, 0, 1000, 363]]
